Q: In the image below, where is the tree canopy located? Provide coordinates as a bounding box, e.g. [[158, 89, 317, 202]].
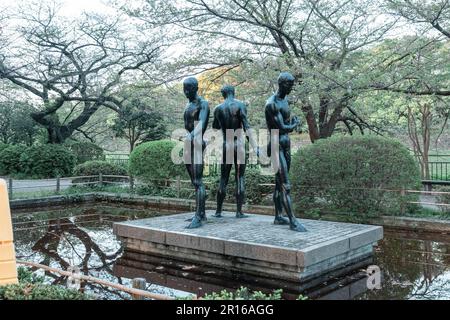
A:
[[0, 0, 448, 153]]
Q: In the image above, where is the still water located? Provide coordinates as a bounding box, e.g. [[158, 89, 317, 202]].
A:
[[11, 205, 450, 300]]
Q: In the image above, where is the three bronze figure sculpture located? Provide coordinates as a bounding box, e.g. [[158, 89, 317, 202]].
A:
[[182, 72, 307, 232]]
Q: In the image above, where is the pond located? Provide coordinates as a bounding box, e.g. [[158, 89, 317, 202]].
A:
[[11, 205, 450, 300]]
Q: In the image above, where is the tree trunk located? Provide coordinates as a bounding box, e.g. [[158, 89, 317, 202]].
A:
[[302, 103, 320, 142], [32, 102, 101, 144], [407, 103, 432, 190], [301, 99, 347, 142]]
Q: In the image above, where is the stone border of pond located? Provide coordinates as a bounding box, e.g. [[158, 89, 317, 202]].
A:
[[9, 192, 450, 234]]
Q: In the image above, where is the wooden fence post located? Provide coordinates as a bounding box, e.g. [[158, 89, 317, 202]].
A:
[[56, 176, 61, 193], [132, 278, 146, 300], [99, 173, 103, 187], [400, 188, 406, 215], [130, 176, 134, 192], [7, 178, 12, 200]]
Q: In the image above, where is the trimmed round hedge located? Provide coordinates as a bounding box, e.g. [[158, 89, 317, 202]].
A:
[[19, 144, 76, 178], [290, 135, 421, 217], [129, 140, 187, 185], [65, 141, 105, 165]]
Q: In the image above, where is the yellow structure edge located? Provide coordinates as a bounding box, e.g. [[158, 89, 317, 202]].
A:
[[0, 179, 18, 286]]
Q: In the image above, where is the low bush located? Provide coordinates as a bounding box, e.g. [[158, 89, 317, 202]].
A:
[[203, 287, 283, 300], [200, 287, 307, 300], [65, 141, 105, 165], [19, 144, 76, 178], [206, 166, 273, 205], [291, 135, 421, 218], [72, 160, 128, 185], [0, 145, 27, 176], [436, 186, 450, 214], [0, 267, 92, 300], [135, 183, 195, 199], [0, 142, 9, 153]]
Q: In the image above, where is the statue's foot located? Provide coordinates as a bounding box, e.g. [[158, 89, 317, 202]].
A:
[[274, 216, 290, 225], [186, 216, 203, 229], [290, 220, 307, 232], [214, 212, 223, 218], [186, 214, 207, 222], [236, 212, 249, 218]]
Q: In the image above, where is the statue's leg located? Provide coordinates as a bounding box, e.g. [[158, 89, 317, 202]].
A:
[[185, 163, 194, 184], [216, 163, 232, 217], [279, 149, 307, 232], [273, 173, 289, 225], [186, 163, 206, 229], [235, 162, 248, 218], [184, 163, 197, 222]]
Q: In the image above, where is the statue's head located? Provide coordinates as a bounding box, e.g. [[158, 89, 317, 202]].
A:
[[221, 84, 235, 99], [183, 77, 199, 100], [278, 72, 295, 95]]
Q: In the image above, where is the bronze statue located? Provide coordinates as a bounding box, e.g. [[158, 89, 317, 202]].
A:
[[212, 85, 259, 218], [265, 72, 307, 232], [183, 77, 210, 229]]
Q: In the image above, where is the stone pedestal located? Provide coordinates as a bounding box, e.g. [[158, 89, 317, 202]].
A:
[[113, 211, 383, 282]]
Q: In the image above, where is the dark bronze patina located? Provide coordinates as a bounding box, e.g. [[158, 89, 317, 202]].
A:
[[212, 85, 259, 218], [265, 72, 307, 232], [183, 77, 210, 229]]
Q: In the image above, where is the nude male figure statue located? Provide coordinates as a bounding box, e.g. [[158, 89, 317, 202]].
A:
[[265, 72, 307, 232], [212, 85, 259, 218], [183, 77, 210, 229]]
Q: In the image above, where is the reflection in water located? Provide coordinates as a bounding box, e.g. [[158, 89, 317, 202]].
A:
[[12, 206, 450, 300], [31, 217, 123, 298], [358, 230, 450, 300], [14, 207, 137, 299], [113, 250, 372, 300]]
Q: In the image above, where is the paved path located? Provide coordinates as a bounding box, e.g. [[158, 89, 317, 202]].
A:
[[420, 194, 441, 212], [3, 178, 73, 193]]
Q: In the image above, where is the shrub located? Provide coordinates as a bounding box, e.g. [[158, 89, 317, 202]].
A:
[[0, 145, 27, 176], [436, 186, 450, 214], [0, 283, 91, 300], [0, 267, 92, 300], [65, 141, 105, 165], [72, 160, 128, 185], [135, 183, 195, 199], [203, 287, 283, 300], [206, 166, 273, 205], [19, 144, 76, 178], [290, 135, 421, 218], [245, 167, 274, 204], [0, 142, 9, 153], [199, 287, 308, 300], [129, 140, 187, 185]]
